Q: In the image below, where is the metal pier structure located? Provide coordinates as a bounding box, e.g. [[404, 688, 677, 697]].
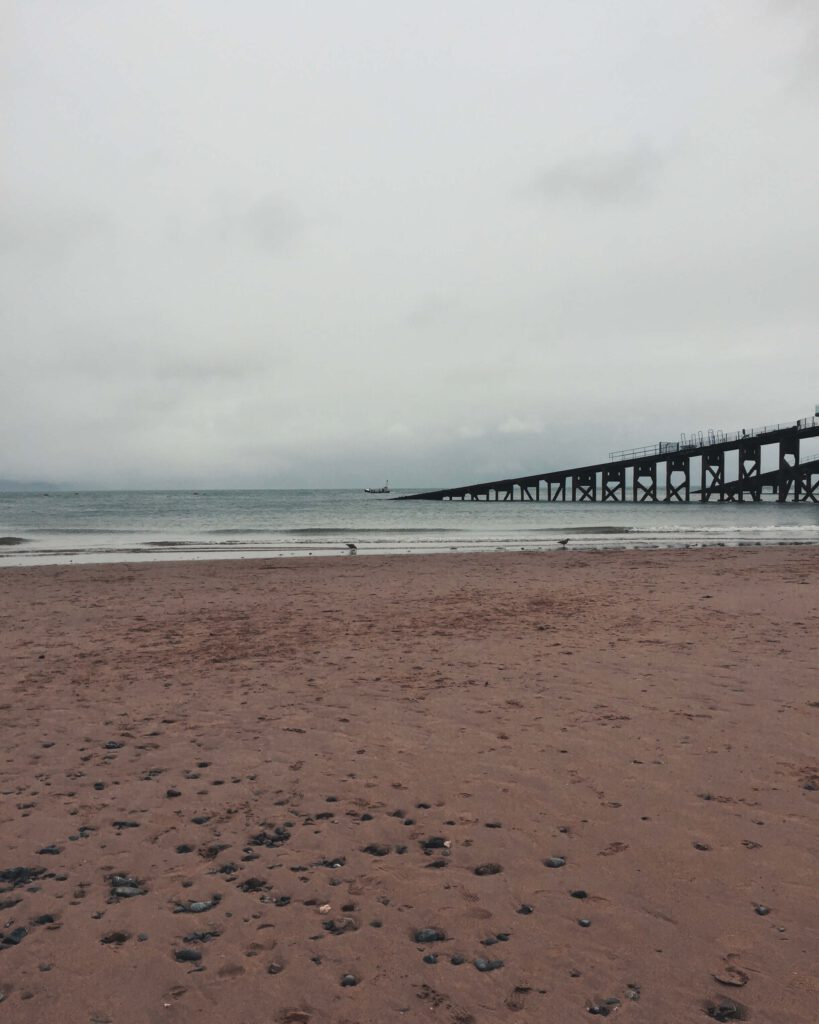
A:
[[398, 415, 819, 503]]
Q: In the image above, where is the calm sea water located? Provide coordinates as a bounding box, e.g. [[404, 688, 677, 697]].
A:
[[1, 489, 818, 566]]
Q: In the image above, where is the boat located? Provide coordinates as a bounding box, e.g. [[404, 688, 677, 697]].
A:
[[364, 480, 390, 494]]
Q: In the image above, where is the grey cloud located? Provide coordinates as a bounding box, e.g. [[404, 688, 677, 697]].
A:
[[2, 1, 817, 488], [405, 294, 453, 329], [529, 145, 666, 205], [0, 201, 111, 256]]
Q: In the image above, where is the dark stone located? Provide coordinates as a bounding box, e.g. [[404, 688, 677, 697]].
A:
[[1, 926, 27, 947], [754, 904, 770, 916], [450, 954, 465, 965], [103, 741, 124, 750], [485, 822, 502, 829], [183, 931, 220, 943], [0, 866, 46, 890], [578, 919, 592, 927], [544, 856, 566, 868], [108, 874, 147, 899], [176, 845, 194, 854], [570, 890, 588, 899], [239, 877, 267, 893], [517, 904, 534, 915], [37, 845, 61, 856], [100, 931, 131, 945], [423, 954, 438, 964], [93, 783, 105, 790], [166, 789, 182, 798], [249, 828, 291, 848], [274, 896, 291, 907], [705, 999, 746, 1021], [693, 841, 711, 851], [267, 962, 284, 975], [174, 948, 202, 962], [362, 844, 391, 857], [173, 896, 221, 913], [340, 973, 358, 987], [320, 857, 345, 869], [32, 914, 55, 925], [112, 821, 140, 829], [426, 858, 447, 869], [474, 863, 502, 876], [414, 928, 446, 943], [481, 936, 498, 946], [420, 837, 447, 851], [191, 816, 210, 825], [473, 958, 504, 972], [360, 813, 374, 821]]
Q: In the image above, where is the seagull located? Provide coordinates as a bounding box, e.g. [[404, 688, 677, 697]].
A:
[[345, 542, 358, 554], [557, 538, 569, 548]]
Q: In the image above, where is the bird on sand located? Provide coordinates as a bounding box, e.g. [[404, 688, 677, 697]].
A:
[[557, 538, 569, 547], [345, 542, 358, 553]]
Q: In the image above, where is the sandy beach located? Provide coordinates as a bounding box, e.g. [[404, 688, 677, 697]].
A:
[[1, 546, 817, 1023]]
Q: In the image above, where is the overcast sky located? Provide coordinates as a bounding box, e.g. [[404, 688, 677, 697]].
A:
[[2, 1, 818, 488]]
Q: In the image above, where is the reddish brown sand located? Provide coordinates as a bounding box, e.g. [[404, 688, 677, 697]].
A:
[[1, 547, 817, 1023]]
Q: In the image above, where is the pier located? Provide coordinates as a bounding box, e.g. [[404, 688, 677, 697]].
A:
[[398, 414, 819, 502]]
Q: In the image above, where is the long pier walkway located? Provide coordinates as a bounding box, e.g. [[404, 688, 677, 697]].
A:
[[397, 414, 819, 502]]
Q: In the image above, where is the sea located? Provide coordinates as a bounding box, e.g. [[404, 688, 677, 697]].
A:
[[1, 489, 818, 566]]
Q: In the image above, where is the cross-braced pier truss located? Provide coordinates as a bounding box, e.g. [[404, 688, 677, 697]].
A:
[[397, 415, 819, 502]]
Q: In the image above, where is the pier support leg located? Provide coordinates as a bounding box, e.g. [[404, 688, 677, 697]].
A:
[[602, 466, 626, 501], [777, 434, 800, 502], [701, 450, 725, 501], [665, 456, 690, 502], [572, 472, 597, 501], [798, 466, 819, 502], [737, 441, 762, 502], [633, 461, 658, 502]]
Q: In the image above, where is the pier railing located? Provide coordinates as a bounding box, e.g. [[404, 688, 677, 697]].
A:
[[609, 415, 818, 461]]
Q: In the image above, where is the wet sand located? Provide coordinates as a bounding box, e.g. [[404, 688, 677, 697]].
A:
[[1, 546, 817, 1023]]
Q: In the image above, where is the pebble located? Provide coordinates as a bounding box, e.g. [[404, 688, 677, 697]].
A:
[[474, 863, 502, 876], [517, 904, 534, 915], [1, 927, 28, 947], [267, 962, 284, 975], [414, 928, 446, 943], [473, 958, 504, 972], [423, 954, 438, 964], [340, 973, 359, 987], [450, 955, 466, 965], [420, 836, 447, 851], [578, 919, 592, 928], [545, 856, 566, 868], [754, 904, 771, 916], [571, 890, 588, 899], [362, 844, 391, 857], [38, 844, 62, 855], [174, 896, 221, 913], [166, 789, 182, 798], [174, 948, 202, 962]]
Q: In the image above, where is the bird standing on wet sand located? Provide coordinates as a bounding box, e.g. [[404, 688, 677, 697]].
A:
[[557, 538, 569, 548], [345, 542, 358, 554]]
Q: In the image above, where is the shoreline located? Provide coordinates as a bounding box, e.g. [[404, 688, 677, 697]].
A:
[[1, 534, 819, 569], [1, 546, 817, 1022]]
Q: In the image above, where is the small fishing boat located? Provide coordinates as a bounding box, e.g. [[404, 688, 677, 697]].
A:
[[364, 480, 390, 494]]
